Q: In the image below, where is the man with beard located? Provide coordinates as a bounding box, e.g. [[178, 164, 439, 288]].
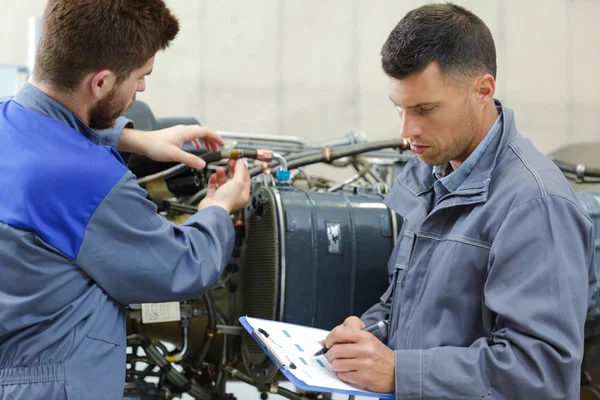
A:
[[0, 1, 250, 399], [322, 3, 596, 399]]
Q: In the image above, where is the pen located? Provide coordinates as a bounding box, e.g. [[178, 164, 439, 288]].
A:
[[255, 328, 297, 369], [313, 320, 389, 357]]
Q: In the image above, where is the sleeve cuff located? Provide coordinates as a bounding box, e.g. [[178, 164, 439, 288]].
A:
[[395, 349, 423, 400], [96, 116, 134, 149]]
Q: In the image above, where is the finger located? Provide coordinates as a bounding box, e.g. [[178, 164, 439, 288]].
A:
[[325, 325, 354, 349], [176, 125, 221, 148], [227, 159, 236, 175], [199, 173, 219, 211], [325, 325, 368, 348], [232, 160, 251, 199], [337, 371, 366, 388], [323, 326, 340, 352], [201, 129, 225, 147], [192, 138, 202, 149], [326, 343, 366, 364], [232, 159, 248, 183], [182, 126, 225, 147], [214, 167, 227, 187], [178, 150, 206, 170], [242, 161, 251, 196], [330, 355, 367, 373], [204, 138, 220, 152], [343, 316, 366, 330], [206, 173, 219, 197]]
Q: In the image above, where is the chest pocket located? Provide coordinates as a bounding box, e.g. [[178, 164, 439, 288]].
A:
[[394, 230, 416, 270], [380, 229, 415, 303], [385, 231, 417, 347]]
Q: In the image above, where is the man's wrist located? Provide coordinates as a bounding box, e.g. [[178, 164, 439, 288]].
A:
[[118, 128, 147, 155], [210, 202, 232, 214]]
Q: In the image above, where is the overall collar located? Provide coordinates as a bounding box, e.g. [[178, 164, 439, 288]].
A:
[[14, 82, 101, 144]]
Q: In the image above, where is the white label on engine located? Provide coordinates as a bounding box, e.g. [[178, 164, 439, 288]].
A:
[[326, 221, 341, 254], [141, 302, 181, 324]]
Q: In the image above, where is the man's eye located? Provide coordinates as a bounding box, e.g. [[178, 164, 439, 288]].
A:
[[417, 107, 435, 115]]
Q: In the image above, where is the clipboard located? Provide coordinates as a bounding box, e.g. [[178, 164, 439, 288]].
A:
[[240, 316, 395, 399]]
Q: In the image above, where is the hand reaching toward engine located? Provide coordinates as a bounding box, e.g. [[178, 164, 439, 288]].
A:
[[198, 159, 251, 214]]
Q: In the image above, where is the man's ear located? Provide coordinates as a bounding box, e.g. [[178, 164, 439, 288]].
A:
[[89, 69, 117, 99], [474, 74, 496, 105]]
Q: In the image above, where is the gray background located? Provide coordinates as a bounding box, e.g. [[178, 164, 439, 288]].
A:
[[1, 0, 599, 158]]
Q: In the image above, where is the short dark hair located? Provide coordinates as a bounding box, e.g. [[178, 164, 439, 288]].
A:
[[34, 0, 180, 90], [381, 3, 496, 82]]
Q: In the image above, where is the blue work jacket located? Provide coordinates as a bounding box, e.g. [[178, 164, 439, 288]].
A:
[[0, 87, 234, 399], [362, 102, 596, 399]]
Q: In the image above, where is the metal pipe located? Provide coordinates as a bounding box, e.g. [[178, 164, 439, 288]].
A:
[[185, 138, 409, 205], [220, 131, 365, 151], [166, 326, 188, 363], [193, 292, 217, 369], [326, 172, 365, 192], [353, 158, 387, 185], [223, 142, 305, 154], [162, 200, 199, 215], [217, 131, 309, 147], [317, 131, 367, 147], [327, 159, 372, 192], [272, 153, 288, 171], [214, 312, 229, 396]]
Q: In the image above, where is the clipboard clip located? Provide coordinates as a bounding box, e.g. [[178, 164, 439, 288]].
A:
[[252, 328, 297, 370]]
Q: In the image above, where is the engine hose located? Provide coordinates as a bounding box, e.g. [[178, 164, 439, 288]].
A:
[[276, 137, 407, 168], [127, 334, 212, 400], [162, 200, 199, 215], [213, 312, 227, 394], [185, 137, 410, 204], [136, 148, 273, 186], [552, 159, 600, 179], [285, 138, 407, 170], [194, 292, 217, 369]]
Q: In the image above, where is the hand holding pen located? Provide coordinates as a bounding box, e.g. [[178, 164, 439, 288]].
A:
[[314, 319, 388, 357], [318, 317, 395, 393]]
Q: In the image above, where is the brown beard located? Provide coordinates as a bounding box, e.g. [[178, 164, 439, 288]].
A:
[[88, 87, 135, 130]]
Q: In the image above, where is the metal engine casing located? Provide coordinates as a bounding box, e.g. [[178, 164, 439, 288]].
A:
[[241, 180, 400, 361]]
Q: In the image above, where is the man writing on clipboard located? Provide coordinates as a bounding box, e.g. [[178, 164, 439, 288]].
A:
[[322, 3, 595, 399]]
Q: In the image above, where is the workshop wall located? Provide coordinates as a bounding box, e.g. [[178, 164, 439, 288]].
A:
[[1, 0, 598, 155]]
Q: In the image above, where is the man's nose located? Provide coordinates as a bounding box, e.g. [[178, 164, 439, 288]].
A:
[[400, 114, 422, 138]]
